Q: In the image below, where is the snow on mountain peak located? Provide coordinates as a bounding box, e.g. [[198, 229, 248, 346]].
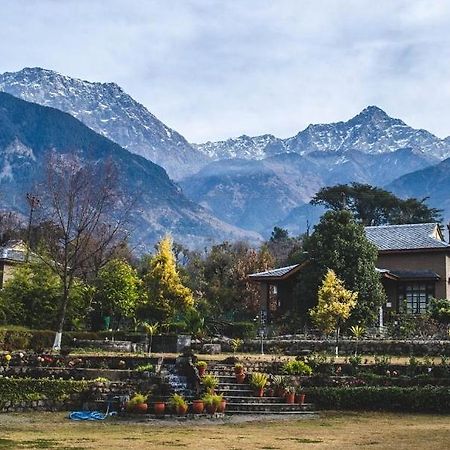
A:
[[0, 67, 207, 179]]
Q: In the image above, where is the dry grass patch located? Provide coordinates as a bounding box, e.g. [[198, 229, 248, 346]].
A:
[[1, 411, 449, 449]]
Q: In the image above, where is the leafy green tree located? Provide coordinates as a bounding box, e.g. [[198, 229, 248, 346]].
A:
[[94, 259, 142, 330], [141, 235, 194, 323], [429, 298, 450, 325], [0, 262, 89, 329], [299, 210, 386, 326], [310, 269, 357, 356], [311, 183, 441, 225]]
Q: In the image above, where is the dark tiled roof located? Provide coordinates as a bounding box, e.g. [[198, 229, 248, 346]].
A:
[[248, 264, 300, 279], [365, 223, 450, 251], [389, 269, 440, 280]]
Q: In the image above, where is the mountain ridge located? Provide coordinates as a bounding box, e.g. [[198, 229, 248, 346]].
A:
[[0, 67, 208, 180]]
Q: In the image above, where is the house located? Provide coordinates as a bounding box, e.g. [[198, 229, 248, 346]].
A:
[[248, 222, 450, 320], [366, 223, 450, 315], [0, 240, 29, 288]]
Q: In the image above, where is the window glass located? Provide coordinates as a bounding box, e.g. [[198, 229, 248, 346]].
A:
[[398, 282, 434, 314]]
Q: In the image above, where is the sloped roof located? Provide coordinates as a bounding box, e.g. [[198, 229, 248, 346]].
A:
[[365, 223, 450, 251], [248, 263, 305, 281], [0, 240, 28, 263]]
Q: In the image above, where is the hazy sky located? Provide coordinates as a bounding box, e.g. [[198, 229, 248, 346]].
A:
[[1, 0, 450, 142]]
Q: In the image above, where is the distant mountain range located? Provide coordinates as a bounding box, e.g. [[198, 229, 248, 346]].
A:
[[1, 67, 449, 240], [0, 67, 208, 180], [0, 92, 259, 249], [194, 105, 450, 161]]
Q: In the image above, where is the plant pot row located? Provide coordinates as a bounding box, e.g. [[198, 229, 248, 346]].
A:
[[127, 399, 227, 415]]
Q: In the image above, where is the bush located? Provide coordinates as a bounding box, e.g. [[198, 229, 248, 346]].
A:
[[281, 360, 313, 376], [0, 378, 89, 408], [305, 386, 450, 413], [0, 326, 32, 350], [226, 322, 257, 339]]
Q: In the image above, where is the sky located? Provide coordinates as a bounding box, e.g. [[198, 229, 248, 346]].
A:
[[1, 0, 450, 142]]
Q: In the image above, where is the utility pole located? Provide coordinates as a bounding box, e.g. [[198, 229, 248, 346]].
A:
[[26, 193, 40, 262]]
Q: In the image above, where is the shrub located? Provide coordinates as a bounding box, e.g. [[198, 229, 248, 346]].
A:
[[134, 363, 154, 373], [281, 360, 313, 376], [305, 386, 450, 413], [0, 378, 89, 408], [196, 361, 208, 369], [226, 322, 257, 339]]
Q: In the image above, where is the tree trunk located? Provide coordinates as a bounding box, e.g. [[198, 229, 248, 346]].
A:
[[52, 281, 70, 351], [335, 326, 340, 357]]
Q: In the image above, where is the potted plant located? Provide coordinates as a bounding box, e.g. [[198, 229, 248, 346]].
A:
[[285, 386, 295, 404], [202, 392, 222, 415], [216, 393, 227, 413], [250, 372, 268, 397], [192, 398, 205, 414], [169, 393, 188, 416], [126, 393, 148, 414], [202, 374, 219, 393], [295, 386, 306, 405], [196, 360, 208, 377], [272, 375, 286, 397], [234, 363, 244, 375]]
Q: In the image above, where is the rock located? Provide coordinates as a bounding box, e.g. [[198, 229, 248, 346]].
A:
[[202, 344, 221, 354]]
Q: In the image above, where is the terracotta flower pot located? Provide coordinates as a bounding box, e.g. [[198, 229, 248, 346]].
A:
[[153, 401, 165, 415], [266, 388, 274, 397], [206, 403, 218, 415], [236, 373, 246, 384], [198, 366, 206, 377], [176, 404, 188, 415], [234, 367, 244, 375], [192, 400, 204, 414], [296, 393, 306, 405], [254, 388, 264, 398], [126, 402, 148, 414], [285, 392, 295, 404], [217, 399, 227, 413]]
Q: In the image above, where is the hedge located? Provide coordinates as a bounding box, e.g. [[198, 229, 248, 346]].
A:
[[0, 328, 148, 351], [305, 386, 450, 413], [0, 378, 89, 408]]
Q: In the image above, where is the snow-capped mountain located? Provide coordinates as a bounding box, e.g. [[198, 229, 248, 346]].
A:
[[194, 106, 450, 161], [0, 92, 260, 249], [0, 67, 208, 179]]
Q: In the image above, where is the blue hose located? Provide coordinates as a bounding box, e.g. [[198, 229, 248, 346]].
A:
[[69, 410, 111, 421]]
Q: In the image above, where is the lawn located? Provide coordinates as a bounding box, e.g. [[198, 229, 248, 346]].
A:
[[1, 411, 449, 449]]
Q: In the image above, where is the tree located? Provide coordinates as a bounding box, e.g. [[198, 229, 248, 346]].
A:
[[0, 262, 89, 330], [94, 259, 142, 330], [310, 269, 357, 356], [299, 210, 386, 326], [311, 183, 442, 225], [266, 227, 303, 266], [39, 155, 131, 350], [142, 235, 194, 323]]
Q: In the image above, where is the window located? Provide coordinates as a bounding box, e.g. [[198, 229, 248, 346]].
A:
[[397, 282, 434, 314]]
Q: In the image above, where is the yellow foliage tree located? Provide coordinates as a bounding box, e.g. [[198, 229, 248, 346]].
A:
[[144, 235, 194, 323], [310, 269, 357, 356]]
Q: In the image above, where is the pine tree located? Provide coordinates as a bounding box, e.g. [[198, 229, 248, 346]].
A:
[[142, 235, 194, 323], [310, 269, 357, 356]]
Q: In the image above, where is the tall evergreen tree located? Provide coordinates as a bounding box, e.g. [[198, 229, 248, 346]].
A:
[[142, 235, 194, 323], [299, 210, 386, 327]]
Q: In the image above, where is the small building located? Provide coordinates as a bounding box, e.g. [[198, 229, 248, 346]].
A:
[[0, 240, 29, 288], [366, 223, 450, 315], [249, 222, 450, 320]]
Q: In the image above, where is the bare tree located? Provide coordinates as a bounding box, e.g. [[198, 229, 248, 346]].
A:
[[39, 154, 132, 350]]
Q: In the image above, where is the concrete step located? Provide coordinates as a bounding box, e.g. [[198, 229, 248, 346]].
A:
[[225, 410, 316, 416], [225, 396, 301, 403], [226, 402, 314, 413]]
